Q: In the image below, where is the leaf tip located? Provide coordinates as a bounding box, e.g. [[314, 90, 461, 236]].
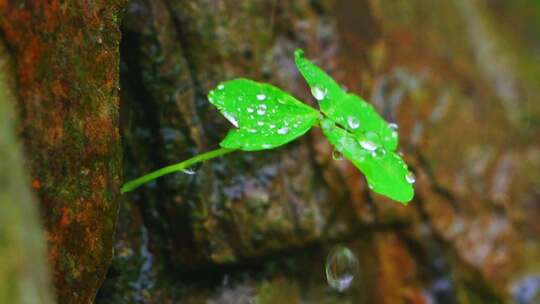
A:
[[395, 189, 414, 205]]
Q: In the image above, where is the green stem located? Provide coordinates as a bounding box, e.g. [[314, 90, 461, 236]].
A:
[[121, 147, 236, 194]]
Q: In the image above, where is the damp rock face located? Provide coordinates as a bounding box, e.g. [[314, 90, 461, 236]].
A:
[[100, 0, 539, 303], [0, 1, 125, 303]]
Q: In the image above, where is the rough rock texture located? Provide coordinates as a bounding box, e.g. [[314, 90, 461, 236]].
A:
[[0, 38, 55, 304], [98, 0, 539, 303], [0, 1, 125, 303]]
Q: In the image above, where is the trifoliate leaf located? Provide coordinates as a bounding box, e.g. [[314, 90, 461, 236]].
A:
[[321, 119, 414, 204], [208, 78, 320, 151], [294, 49, 398, 151]]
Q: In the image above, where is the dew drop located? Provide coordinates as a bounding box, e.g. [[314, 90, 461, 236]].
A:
[[217, 84, 225, 90], [372, 147, 386, 158], [257, 121, 264, 126], [389, 123, 399, 130], [332, 150, 344, 161], [223, 112, 238, 127], [359, 140, 377, 151], [347, 116, 360, 130], [182, 168, 196, 175], [321, 119, 336, 131], [257, 104, 267, 115], [405, 171, 416, 184], [311, 86, 327, 101], [277, 127, 289, 135], [262, 144, 272, 149], [325, 245, 359, 292], [256, 94, 266, 101], [269, 124, 276, 129], [247, 107, 254, 113], [248, 128, 257, 133], [391, 131, 398, 139]]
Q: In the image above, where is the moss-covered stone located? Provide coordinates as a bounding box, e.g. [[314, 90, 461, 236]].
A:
[[0, 1, 125, 303]]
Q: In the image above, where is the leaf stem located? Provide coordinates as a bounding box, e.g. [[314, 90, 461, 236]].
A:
[[121, 147, 236, 193]]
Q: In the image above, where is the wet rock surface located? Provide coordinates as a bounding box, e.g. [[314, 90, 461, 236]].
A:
[[98, 0, 539, 303], [0, 1, 125, 303]]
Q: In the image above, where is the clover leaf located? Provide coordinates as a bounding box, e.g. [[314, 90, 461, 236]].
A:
[[321, 119, 414, 203], [208, 78, 320, 151], [294, 49, 398, 151]]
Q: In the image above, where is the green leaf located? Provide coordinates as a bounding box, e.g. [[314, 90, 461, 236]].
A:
[[208, 78, 320, 151], [321, 119, 414, 204], [294, 49, 398, 151]]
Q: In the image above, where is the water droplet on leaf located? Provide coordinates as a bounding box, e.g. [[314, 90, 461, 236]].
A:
[[389, 123, 399, 130], [311, 86, 327, 101], [256, 94, 266, 101], [372, 147, 386, 158], [347, 116, 360, 130], [217, 84, 224, 90], [247, 107, 254, 113], [257, 104, 267, 115], [326, 245, 359, 292], [406, 171, 416, 184], [223, 112, 238, 127], [359, 140, 377, 151], [277, 127, 289, 135]]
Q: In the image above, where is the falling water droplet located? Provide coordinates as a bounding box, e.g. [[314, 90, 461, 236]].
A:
[[223, 112, 238, 127], [405, 171, 416, 184], [359, 140, 377, 151], [257, 104, 267, 115], [347, 116, 360, 130], [256, 94, 266, 101], [325, 245, 359, 292], [277, 127, 289, 135], [311, 86, 327, 101], [332, 150, 344, 160]]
